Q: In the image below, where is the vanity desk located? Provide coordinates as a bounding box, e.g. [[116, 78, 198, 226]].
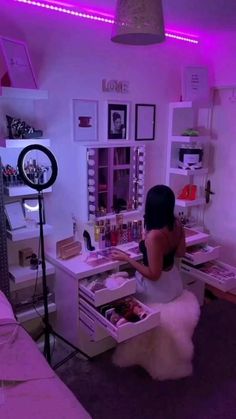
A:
[[46, 227, 212, 357], [46, 241, 158, 357]]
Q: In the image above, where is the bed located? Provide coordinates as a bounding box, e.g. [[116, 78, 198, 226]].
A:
[[0, 291, 91, 419]]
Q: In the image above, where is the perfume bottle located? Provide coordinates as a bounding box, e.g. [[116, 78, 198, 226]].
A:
[[110, 226, 118, 246], [94, 221, 100, 242]]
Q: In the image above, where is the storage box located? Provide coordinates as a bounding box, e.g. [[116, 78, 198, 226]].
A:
[[19, 247, 33, 267]]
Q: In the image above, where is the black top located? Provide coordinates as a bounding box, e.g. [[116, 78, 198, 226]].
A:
[[139, 237, 176, 270]]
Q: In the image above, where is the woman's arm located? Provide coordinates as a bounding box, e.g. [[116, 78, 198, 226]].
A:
[[111, 232, 163, 281]]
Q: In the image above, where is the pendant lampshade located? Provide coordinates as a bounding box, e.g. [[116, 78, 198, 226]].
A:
[[111, 0, 165, 45]]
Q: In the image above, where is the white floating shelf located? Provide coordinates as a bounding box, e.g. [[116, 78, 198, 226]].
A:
[[0, 86, 48, 100], [170, 168, 208, 176], [170, 101, 192, 109], [7, 224, 53, 241], [9, 262, 55, 290], [170, 135, 210, 143], [4, 185, 52, 197], [176, 198, 205, 207], [0, 138, 51, 148], [16, 302, 56, 323]]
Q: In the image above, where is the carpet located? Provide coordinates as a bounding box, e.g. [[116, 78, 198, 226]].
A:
[[56, 300, 236, 419]]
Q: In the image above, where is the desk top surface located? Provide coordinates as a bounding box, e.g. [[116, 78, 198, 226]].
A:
[[46, 228, 209, 280]]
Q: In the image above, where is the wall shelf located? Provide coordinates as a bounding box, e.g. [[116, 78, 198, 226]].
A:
[[0, 138, 51, 148], [4, 185, 52, 197], [9, 262, 55, 291], [176, 198, 205, 207], [170, 135, 210, 143], [16, 302, 56, 323], [169, 168, 208, 176], [0, 86, 48, 100], [7, 224, 53, 241]]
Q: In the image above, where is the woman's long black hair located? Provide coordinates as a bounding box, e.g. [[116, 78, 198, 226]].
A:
[[144, 185, 175, 231]]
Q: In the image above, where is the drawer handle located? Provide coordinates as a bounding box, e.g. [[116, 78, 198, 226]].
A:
[[187, 281, 196, 286], [181, 266, 190, 272]]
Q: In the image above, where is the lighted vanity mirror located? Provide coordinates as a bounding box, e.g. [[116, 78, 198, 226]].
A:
[[87, 145, 145, 220]]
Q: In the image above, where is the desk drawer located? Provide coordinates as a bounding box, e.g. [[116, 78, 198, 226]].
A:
[[79, 273, 136, 307], [180, 260, 236, 292], [79, 309, 110, 341], [182, 245, 221, 265], [79, 297, 160, 343]]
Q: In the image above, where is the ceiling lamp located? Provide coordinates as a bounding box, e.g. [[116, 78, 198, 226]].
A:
[[111, 0, 165, 45]]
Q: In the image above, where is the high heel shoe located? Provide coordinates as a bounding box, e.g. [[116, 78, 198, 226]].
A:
[[6, 115, 43, 139], [178, 184, 197, 200], [83, 230, 95, 251]]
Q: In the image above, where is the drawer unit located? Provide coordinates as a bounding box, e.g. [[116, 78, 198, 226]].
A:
[[184, 227, 209, 247], [79, 309, 110, 342], [79, 297, 160, 343], [182, 244, 221, 266], [79, 273, 136, 307], [180, 260, 236, 292], [181, 272, 205, 305]]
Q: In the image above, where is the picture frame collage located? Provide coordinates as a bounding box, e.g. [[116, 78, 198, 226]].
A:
[[73, 99, 156, 143]]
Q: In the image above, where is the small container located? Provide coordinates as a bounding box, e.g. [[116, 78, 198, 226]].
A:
[[94, 222, 100, 242], [99, 227, 106, 249], [110, 226, 118, 246], [132, 220, 138, 241], [178, 144, 203, 170]]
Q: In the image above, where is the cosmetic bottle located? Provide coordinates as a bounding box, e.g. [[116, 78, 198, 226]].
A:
[[110, 226, 118, 246], [127, 222, 132, 242], [99, 227, 106, 249], [105, 220, 111, 248], [94, 221, 100, 242], [137, 220, 143, 240], [121, 224, 128, 244], [132, 220, 138, 241]]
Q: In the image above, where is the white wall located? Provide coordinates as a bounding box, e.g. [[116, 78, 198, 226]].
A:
[[0, 1, 207, 245], [199, 32, 236, 265]]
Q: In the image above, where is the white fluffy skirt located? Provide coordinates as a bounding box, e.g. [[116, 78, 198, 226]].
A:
[[112, 290, 200, 381]]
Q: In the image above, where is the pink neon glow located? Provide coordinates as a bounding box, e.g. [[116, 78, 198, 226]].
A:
[[14, 0, 199, 44]]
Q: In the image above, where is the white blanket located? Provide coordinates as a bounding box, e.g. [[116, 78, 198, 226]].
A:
[[113, 290, 200, 380]]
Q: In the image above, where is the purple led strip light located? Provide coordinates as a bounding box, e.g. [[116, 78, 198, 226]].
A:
[[14, 0, 199, 44]]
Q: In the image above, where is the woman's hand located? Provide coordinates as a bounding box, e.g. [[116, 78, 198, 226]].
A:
[[111, 249, 130, 262]]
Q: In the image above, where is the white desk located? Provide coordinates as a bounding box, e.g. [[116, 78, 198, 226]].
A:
[[46, 229, 209, 357]]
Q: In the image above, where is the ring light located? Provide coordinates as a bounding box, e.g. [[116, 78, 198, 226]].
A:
[[17, 144, 58, 192]]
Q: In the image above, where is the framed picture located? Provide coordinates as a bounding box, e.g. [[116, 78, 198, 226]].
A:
[[73, 99, 98, 142], [135, 104, 156, 141], [181, 66, 209, 102], [4, 201, 26, 231], [0, 36, 37, 89], [22, 198, 45, 225], [108, 102, 129, 140]]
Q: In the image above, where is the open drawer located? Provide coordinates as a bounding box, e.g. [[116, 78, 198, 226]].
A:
[[79, 274, 136, 307], [79, 309, 110, 342], [79, 297, 160, 343], [182, 244, 221, 265], [180, 260, 236, 292]]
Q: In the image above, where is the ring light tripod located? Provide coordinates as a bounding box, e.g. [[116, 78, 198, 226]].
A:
[[17, 144, 88, 368]]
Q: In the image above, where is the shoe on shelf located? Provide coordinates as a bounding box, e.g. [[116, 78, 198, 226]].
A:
[[177, 184, 197, 200], [6, 115, 43, 139]]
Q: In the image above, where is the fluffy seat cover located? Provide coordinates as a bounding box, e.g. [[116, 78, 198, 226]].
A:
[[113, 290, 200, 380]]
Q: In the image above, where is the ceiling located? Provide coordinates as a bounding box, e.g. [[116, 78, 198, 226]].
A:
[[59, 0, 236, 35]]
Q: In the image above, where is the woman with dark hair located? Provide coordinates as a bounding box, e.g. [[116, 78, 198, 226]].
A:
[[112, 185, 200, 380], [112, 184, 186, 303]]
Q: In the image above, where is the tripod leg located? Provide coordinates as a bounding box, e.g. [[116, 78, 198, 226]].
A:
[[52, 329, 90, 360]]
